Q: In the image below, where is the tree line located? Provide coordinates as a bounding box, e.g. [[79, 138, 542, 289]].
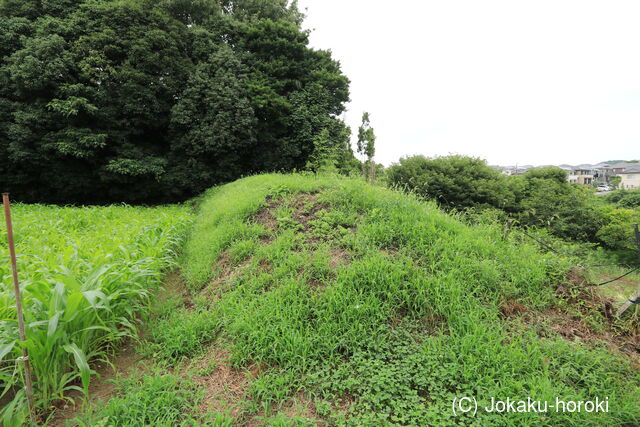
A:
[[386, 155, 640, 260], [0, 0, 354, 203]]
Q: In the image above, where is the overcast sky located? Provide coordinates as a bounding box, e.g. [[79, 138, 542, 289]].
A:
[[297, 0, 640, 166]]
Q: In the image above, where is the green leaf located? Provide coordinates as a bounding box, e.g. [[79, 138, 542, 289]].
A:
[[63, 343, 92, 396], [47, 311, 61, 339], [63, 292, 84, 322], [0, 341, 16, 360]]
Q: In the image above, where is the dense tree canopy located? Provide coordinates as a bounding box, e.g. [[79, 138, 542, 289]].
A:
[[0, 0, 351, 203]]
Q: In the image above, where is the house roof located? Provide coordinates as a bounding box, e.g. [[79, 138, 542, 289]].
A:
[[610, 162, 635, 169], [618, 165, 640, 174]]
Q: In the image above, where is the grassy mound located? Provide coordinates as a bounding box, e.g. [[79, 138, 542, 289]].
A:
[[148, 174, 640, 424]]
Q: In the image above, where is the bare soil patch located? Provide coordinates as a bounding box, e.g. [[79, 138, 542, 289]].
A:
[[522, 307, 639, 359], [329, 248, 351, 270], [289, 193, 328, 232], [252, 193, 330, 239], [201, 251, 253, 301], [500, 298, 529, 317], [253, 195, 281, 237], [193, 345, 257, 419], [503, 268, 640, 360], [279, 392, 320, 422], [161, 269, 194, 311]]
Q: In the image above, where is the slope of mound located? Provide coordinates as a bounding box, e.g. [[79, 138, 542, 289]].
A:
[[161, 174, 639, 425]]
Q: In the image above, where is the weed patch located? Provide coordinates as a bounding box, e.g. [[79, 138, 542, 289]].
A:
[[177, 174, 640, 425], [76, 372, 203, 426], [148, 308, 220, 361]]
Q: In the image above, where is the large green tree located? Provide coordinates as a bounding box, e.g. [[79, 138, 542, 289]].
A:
[[0, 0, 350, 203]]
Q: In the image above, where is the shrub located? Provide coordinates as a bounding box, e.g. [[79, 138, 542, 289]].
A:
[[386, 155, 514, 209], [515, 171, 603, 241], [606, 189, 640, 208], [387, 158, 603, 242], [596, 206, 640, 254]]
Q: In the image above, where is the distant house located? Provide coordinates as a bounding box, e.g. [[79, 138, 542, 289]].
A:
[[618, 165, 640, 189], [560, 166, 579, 184], [501, 167, 529, 176], [589, 163, 619, 185], [609, 162, 634, 174], [569, 165, 597, 185]]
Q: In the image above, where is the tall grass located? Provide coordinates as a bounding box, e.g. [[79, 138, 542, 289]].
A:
[[174, 173, 640, 425], [0, 204, 192, 423]]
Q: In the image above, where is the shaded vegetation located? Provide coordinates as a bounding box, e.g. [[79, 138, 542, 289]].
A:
[[607, 188, 640, 208], [0, 0, 352, 203]]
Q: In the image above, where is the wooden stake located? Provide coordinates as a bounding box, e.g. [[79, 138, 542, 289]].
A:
[[635, 223, 640, 262], [616, 224, 640, 317], [2, 193, 37, 423], [616, 288, 640, 317]]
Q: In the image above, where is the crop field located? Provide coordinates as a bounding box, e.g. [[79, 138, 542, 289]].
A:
[[0, 204, 192, 424], [1, 175, 639, 426]]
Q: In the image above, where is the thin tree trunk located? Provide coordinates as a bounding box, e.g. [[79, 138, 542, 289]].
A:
[[369, 157, 375, 184]]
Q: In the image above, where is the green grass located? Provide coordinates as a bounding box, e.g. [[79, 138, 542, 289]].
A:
[[148, 307, 220, 361], [0, 204, 192, 422], [169, 173, 640, 425], [75, 371, 207, 427], [7, 173, 639, 425]]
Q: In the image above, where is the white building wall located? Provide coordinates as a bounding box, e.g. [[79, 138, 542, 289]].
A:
[[620, 173, 640, 189]]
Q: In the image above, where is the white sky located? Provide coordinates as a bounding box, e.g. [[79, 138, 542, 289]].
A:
[[297, 0, 640, 166]]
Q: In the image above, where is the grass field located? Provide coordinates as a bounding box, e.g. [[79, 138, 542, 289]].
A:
[[2, 174, 639, 426], [0, 204, 192, 424]]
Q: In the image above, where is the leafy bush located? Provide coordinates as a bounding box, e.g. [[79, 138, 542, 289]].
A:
[[606, 189, 640, 208], [387, 157, 603, 242], [596, 206, 640, 254], [515, 170, 603, 241], [386, 155, 514, 209], [519, 166, 569, 184]]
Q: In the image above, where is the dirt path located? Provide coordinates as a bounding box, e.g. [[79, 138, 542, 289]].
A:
[[48, 341, 142, 426]]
